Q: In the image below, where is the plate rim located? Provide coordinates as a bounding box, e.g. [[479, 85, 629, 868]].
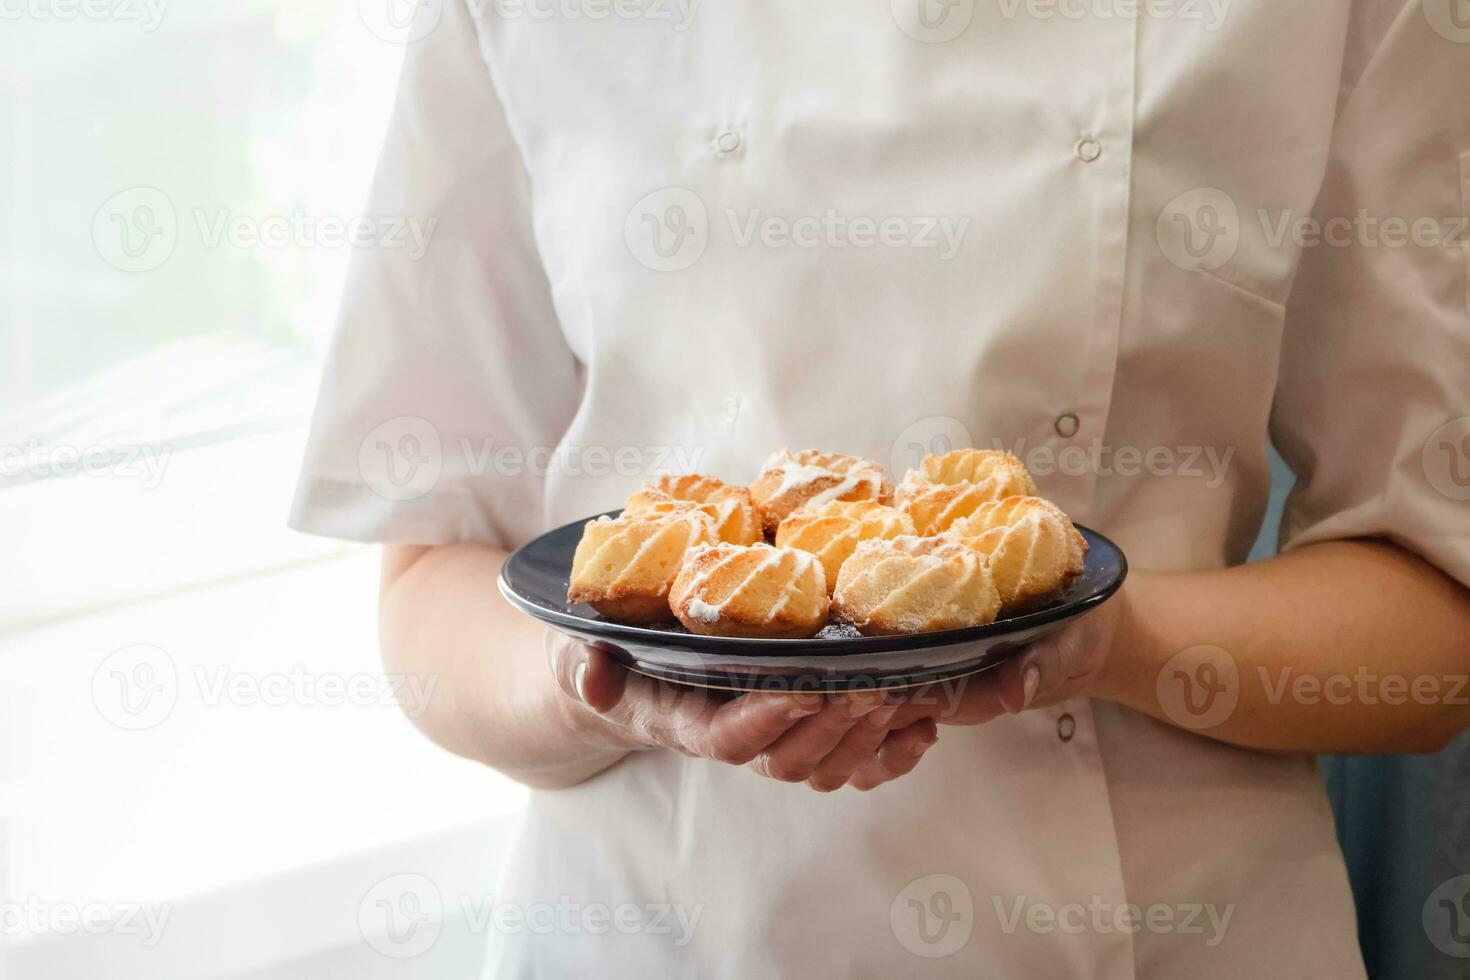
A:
[[498, 509, 1128, 656]]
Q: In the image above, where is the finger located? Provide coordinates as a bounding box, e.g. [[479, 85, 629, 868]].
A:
[[886, 672, 1007, 729], [996, 619, 1108, 714], [703, 692, 825, 765], [616, 672, 725, 748], [995, 652, 1043, 716], [590, 675, 820, 761], [750, 692, 888, 783], [996, 640, 1079, 714], [546, 633, 628, 713], [576, 645, 630, 713], [849, 719, 938, 791], [806, 701, 902, 792]]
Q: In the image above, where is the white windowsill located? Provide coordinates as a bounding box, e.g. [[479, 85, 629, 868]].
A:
[[2, 544, 529, 979]]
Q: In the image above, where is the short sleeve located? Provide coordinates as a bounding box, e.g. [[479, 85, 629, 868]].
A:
[[289, 0, 581, 548], [1272, 1, 1470, 586]]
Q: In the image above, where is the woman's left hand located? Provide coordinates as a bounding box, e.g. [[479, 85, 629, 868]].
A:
[[886, 581, 1134, 729]]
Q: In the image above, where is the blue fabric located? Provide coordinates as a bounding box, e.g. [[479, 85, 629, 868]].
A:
[[1253, 449, 1470, 978], [1323, 748, 1470, 979]]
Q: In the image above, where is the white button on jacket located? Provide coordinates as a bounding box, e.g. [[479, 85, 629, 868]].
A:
[[293, 1, 1470, 975]]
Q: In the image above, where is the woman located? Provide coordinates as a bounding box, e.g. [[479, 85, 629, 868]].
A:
[[293, 1, 1470, 974]]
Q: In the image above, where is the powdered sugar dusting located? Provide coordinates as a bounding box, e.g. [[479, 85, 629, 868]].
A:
[[775, 464, 835, 495]]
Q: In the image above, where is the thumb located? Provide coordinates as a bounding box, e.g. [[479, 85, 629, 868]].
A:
[[995, 624, 1097, 714], [547, 633, 630, 713], [578, 644, 630, 713], [995, 650, 1046, 715]]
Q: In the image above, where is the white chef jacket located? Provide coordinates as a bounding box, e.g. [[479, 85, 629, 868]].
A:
[[292, 0, 1470, 975]]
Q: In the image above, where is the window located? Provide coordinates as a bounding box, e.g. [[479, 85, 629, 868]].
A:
[[2, 3, 410, 627]]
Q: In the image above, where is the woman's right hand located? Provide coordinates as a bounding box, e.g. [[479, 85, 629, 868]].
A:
[[548, 634, 939, 792]]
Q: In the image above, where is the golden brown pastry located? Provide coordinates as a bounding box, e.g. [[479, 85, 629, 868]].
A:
[[945, 497, 1087, 610], [669, 542, 829, 638], [902, 449, 1039, 490], [832, 536, 1001, 636], [946, 496, 1087, 554], [775, 500, 916, 591], [895, 450, 1039, 535], [624, 474, 762, 545], [748, 449, 893, 534], [567, 509, 717, 622]]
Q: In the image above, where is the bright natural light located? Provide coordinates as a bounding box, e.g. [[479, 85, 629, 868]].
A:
[[2, 6, 528, 978]]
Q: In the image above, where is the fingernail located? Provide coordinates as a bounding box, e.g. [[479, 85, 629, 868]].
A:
[[573, 661, 589, 703], [867, 704, 900, 728], [1021, 663, 1041, 709], [845, 695, 885, 719], [788, 694, 823, 719]]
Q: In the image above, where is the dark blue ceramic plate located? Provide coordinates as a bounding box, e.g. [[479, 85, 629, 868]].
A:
[[499, 511, 1128, 692]]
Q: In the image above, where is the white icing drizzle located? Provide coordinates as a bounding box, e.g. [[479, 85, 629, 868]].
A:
[[837, 538, 992, 631], [587, 512, 707, 586], [615, 517, 677, 585], [804, 473, 868, 508], [774, 464, 835, 495], [787, 549, 819, 577], [682, 543, 749, 595], [680, 545, 817, 623], [768, 573, 813, 618], [722, 549, 785, 602], [684, 598, 724, 623], [765, 450, 882, 508], [762, 448, 793, 470]]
